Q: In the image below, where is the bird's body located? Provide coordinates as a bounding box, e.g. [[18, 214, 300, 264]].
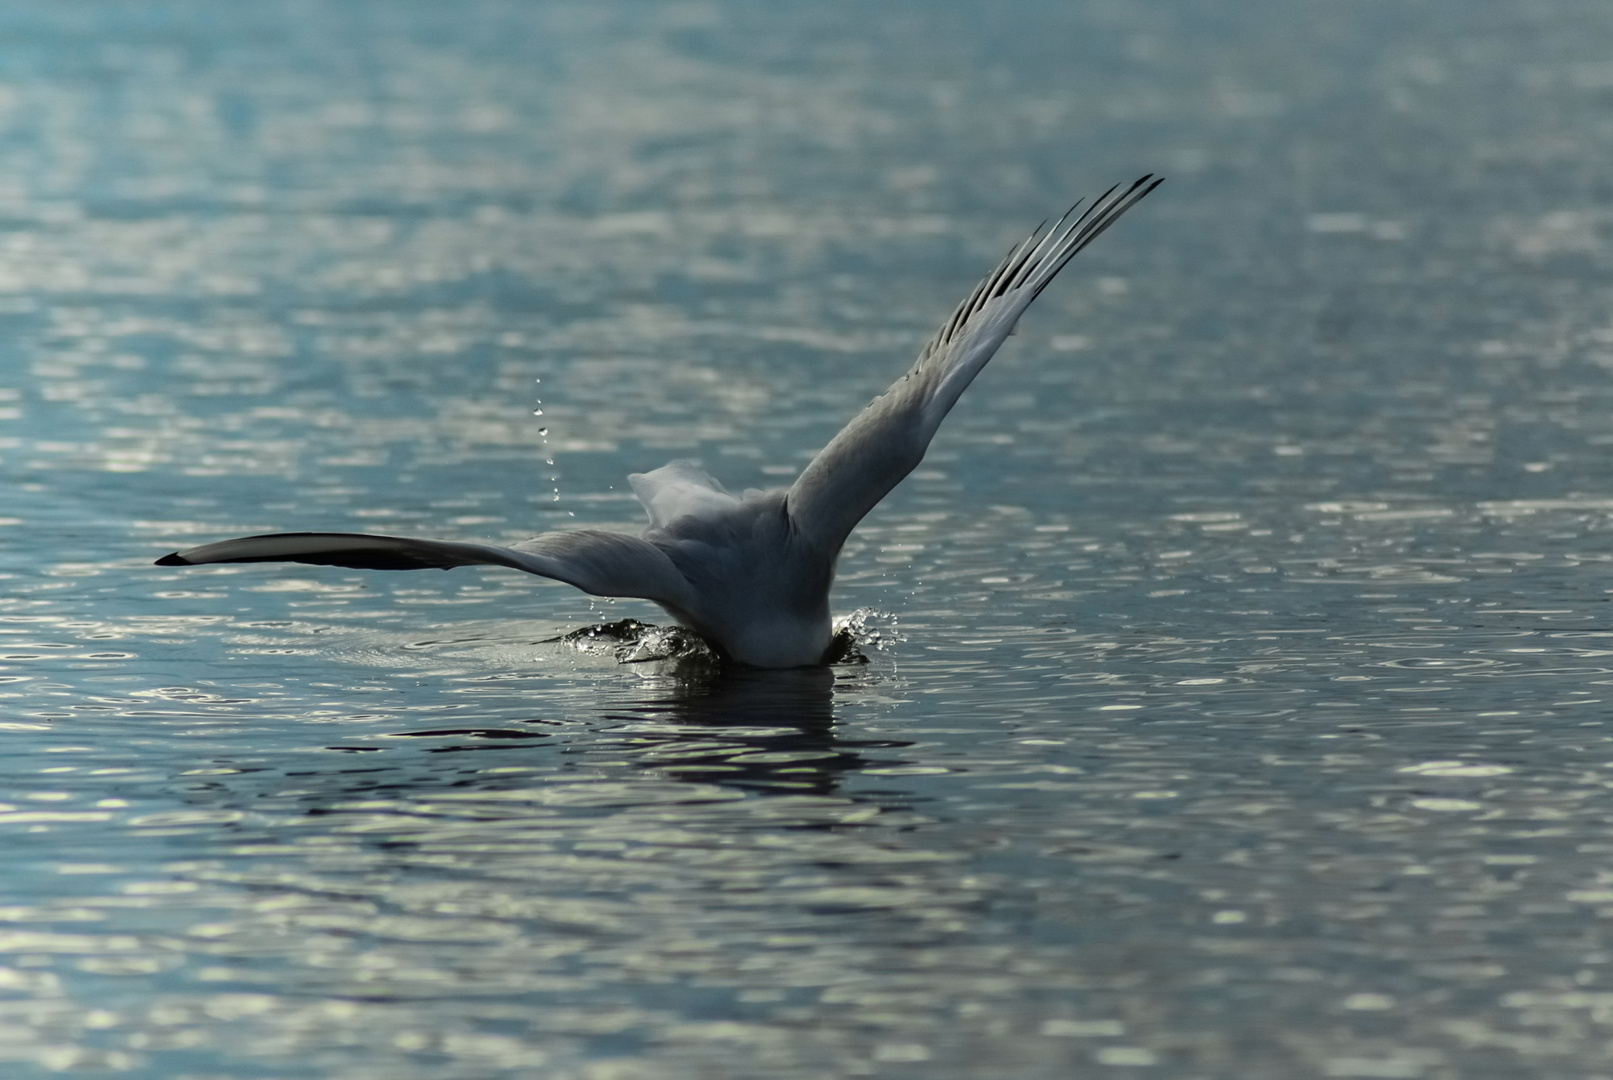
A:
[[158, 176, 1161, 667]]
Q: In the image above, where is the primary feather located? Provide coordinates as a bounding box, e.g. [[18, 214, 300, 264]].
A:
[[157, 177, 1161, 667]]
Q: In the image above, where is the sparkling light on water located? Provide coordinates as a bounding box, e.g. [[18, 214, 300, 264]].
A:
[[4, 1, 1613, 1077]]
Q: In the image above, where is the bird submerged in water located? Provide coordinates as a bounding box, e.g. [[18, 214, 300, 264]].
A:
[[158, 176, 1161, 667]]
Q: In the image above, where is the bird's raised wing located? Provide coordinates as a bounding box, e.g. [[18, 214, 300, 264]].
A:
[[786, 175, 1161, 554], [156, 530, 694, 607]]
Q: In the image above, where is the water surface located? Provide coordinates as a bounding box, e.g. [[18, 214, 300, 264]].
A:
[[5, 1, 1613, 1076]]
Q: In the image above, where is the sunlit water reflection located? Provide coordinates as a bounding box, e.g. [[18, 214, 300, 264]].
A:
[[5, 0, 1613, 1076]]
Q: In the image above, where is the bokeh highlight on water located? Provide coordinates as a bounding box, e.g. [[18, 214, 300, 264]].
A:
[[4, 0, 1613, 1076]]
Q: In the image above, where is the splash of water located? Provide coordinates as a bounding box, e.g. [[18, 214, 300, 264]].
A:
[[829, 608, 902, 663], [547, 611, 899, 668], [547, 618, 718, 665], [533, 377, 569, 512]]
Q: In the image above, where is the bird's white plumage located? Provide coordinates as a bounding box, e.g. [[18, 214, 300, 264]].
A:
[[158, 176, 1160, 667], [628, 460, 740, 532]]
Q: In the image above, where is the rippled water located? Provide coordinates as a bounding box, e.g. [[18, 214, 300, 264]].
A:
[[6, 0, 1613, 1076]]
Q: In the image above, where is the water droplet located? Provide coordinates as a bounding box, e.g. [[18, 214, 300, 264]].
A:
[[532, 408, 543, 417], [537, 427, 548, 436], [545, 458, 554, 466]]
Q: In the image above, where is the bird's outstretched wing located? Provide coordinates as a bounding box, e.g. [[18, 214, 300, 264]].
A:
[[787, 175, 1161, 554], [156, 530, 694, 607]]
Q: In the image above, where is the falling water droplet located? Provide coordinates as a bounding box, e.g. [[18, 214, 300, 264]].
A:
[[537, 427, 548, 436], [532, 408, 543, 417]]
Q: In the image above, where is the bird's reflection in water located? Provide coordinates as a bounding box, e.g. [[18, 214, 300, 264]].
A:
[[592, 660, 908, 798], [185, 629, 910, 817]]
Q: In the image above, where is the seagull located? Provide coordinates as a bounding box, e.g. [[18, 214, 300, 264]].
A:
[[158, 176, 1162, 667]]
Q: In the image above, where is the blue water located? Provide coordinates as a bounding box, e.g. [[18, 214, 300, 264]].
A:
[[5, 0, 1613, 1076]]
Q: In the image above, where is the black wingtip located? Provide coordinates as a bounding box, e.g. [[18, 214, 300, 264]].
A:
[[154, 553, 190, 566]]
